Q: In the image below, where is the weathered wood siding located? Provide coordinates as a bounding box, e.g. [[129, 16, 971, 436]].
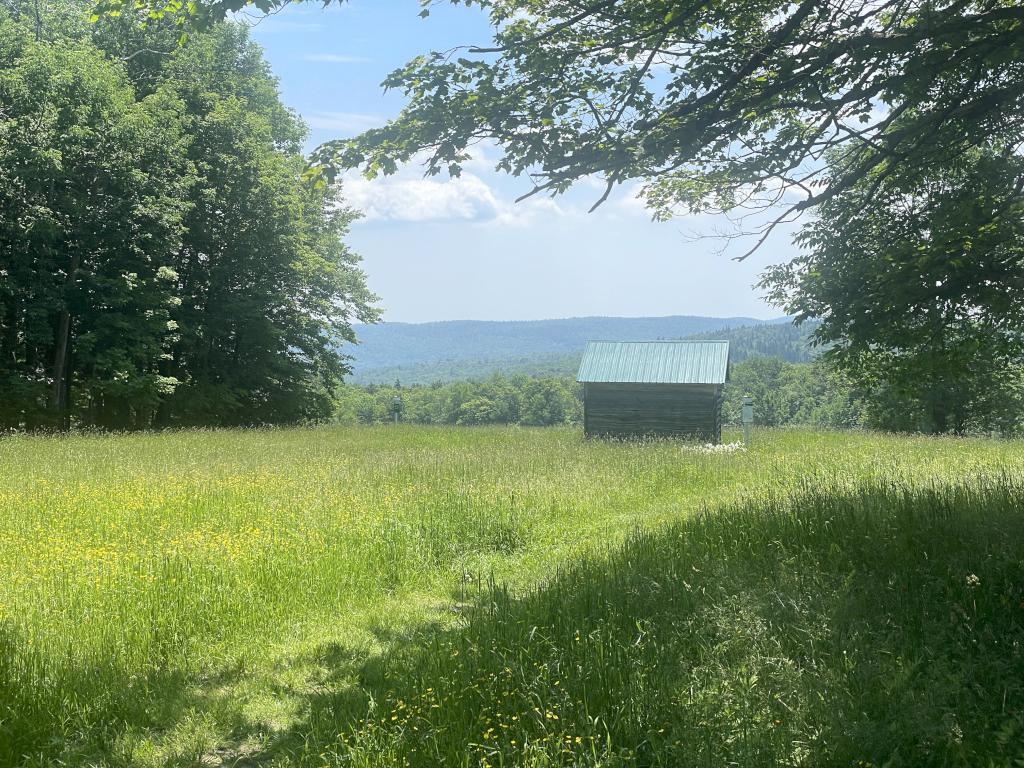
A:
[[583, 382, 723, 441]]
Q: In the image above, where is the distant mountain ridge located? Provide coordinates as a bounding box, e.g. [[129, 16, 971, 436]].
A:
[[345, 315, 814, 385]]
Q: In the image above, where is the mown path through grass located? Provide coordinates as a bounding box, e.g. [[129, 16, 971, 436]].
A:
[[1, 426, 1022, 766]]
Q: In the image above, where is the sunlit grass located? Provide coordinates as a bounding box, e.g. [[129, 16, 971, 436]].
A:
[[1, 426, 1022, 766]]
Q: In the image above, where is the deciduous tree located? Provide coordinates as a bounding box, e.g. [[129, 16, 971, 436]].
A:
[[760, 147, 1024, 433], [0, 4, 379, 429], [0, 27, 186, 428]]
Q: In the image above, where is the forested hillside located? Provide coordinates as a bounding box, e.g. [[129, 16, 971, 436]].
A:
[[349, 316, 811, 383]]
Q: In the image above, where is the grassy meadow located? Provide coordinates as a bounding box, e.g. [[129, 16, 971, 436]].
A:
[[1, 426, 1023, 766]]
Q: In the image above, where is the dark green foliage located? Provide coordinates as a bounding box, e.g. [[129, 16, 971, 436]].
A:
[[303, 479, 1024, 766], [0, 4, 377, 429], [341, 354, 1024, 435], [0, 23, 187, 428], [339, 358, 840, 431], [151, 26, 378, 426], [336, 375, 583, 426], [352, 355, 586, 386], [724, 356, 1024, 434], [722, 356, 868, 429], [761, 147, 1024, 434], [688, 322, 817, 364]]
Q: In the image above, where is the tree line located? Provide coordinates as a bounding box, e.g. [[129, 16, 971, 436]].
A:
[[0, 1, 377, 431], [336, 357, 1024, 435], [336, 376, 583, 427], [723, 357, 1024, 435]]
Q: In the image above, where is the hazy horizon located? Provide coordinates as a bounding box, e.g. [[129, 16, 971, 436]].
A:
[[353, 311, 788, 327]]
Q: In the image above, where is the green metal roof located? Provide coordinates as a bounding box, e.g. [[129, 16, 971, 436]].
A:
[[577, 340, 730, 384]]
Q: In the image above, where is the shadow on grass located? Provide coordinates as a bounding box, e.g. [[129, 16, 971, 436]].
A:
[[0, 638, 194, 766], [264, 477, 1024, 767], [7, 478, 1024, 767]]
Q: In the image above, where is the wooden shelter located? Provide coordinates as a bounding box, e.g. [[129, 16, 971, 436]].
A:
[[577, 340, 730, 441]]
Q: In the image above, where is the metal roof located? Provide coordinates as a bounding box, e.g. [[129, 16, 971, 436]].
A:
[[577, 340, 730, 384]]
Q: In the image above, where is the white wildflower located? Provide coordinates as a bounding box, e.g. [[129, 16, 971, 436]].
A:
[[681, 442, 746, 455], [950, 721, 964, 744]]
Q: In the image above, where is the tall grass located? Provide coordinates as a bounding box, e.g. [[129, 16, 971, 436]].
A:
[[0, 426, 1022, 765], [320, 479, 1024, 767]]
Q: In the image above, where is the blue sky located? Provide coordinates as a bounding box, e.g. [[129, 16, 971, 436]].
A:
[[244, 1, 795, 322]]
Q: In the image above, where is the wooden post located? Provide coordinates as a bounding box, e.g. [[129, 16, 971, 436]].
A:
[[742, 396, 754, 446]]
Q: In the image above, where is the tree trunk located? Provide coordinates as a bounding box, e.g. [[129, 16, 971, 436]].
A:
[[928, 307, 950, 434], [931, 397, 948, 434], [51, 310, 70, 408], [50, 251, 80, 428]]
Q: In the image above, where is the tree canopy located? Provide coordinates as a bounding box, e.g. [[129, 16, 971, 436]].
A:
[[0, 1, 378, 429], [113, 0, 1024, 254], [761, 146, 1024, 432]]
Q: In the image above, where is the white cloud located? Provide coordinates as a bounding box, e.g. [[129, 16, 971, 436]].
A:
[[344, 173, 503, 223], [342, 159, 574, 226], [302, 53, 371, 64], [460, 142, 500, 174], [332, 144, 600, 226], [611, 183, 652, 217], [304, 111, 386, 133], [574, 177, 664, 220], [490, 195, 569, 227]]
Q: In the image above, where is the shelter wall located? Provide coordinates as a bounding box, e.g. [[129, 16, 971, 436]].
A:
[[583, 383, 722, 441]]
